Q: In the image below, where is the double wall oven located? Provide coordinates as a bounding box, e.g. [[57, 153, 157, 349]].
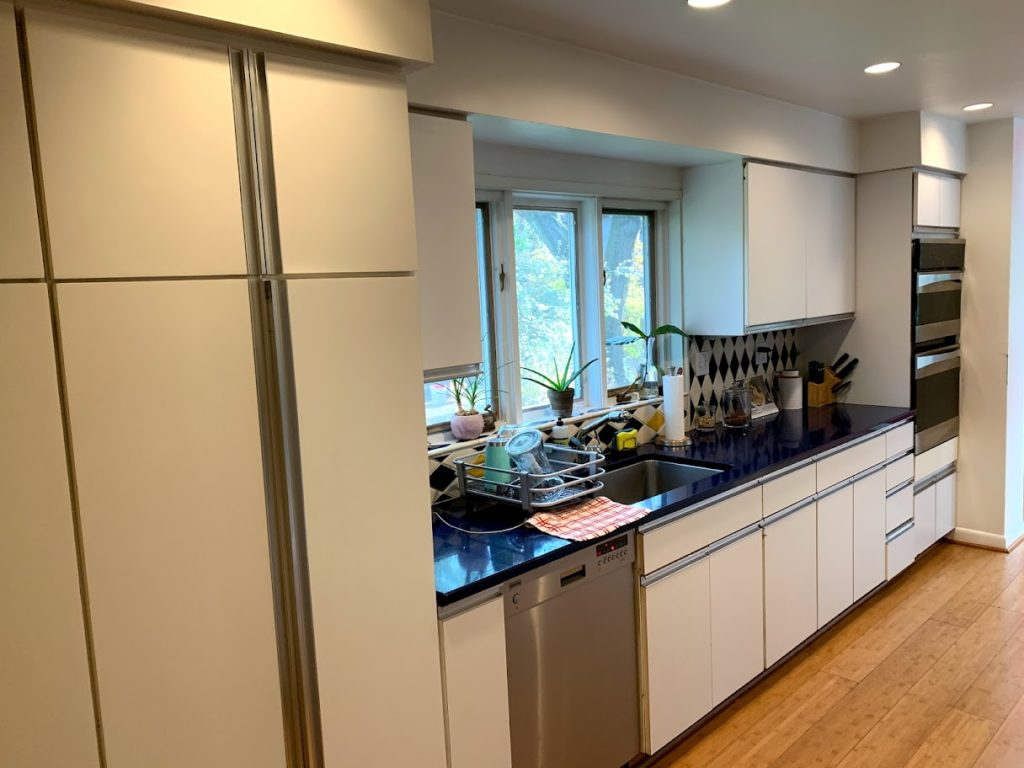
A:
[[912, 239, 964, 454]]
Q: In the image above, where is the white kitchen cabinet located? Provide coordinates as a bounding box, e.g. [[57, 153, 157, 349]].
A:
[[0, 285, 99, 768], [914, 171, 961, 229], [683, 160, 856, 335], [935, 472, 957, 540], [641, 557, 713, 755], [265, 54, 417, 275], [746, 162, 807, 327], [26, 11, 246, 278], [764, 501, 818, 667], [914, 484, 937, 556], [409, 112, 483, 376], [853, 470, 887, 601], [0, 5, 43, 279], [439, 596, 512, 768], [817, 485, 853, 628], [806, 173, 856, 319], [709, 526, 764, 704], [58, 280, 286, 768], [286, 277, 447, 767]]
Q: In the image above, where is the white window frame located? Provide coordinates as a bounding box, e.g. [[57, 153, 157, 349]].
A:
[[479, 190, 681, 426]]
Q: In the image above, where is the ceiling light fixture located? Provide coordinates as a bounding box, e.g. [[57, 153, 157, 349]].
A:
[[688, 0, 732, 8], [864, 61, 901, 75], [963, 102, 994, 112]]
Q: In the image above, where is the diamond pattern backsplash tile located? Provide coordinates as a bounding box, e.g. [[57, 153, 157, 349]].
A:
[[427, 402, 666, 504], [687, 330, 799, 413]]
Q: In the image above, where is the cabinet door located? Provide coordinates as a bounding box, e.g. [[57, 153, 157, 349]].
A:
[[935, 473, 957, 540], [440, 597, 512, 768], [853, 471, 887, 600], [286, 277, 447, 767], [746, 163, 807, 327], [915, 172, 942, 227], [914, 484, 937, 556], [641, 558, 712, 754], [939, 175, 962, 228], [26, 12, 245, 278], [0, 285, 99, 768], [266, 55, 416, 274], [817, 486, 854, 627], [409, 113, 483, 375], [58, 281, 286, 768], [709, 528, 764, 704], [0, 5, 43, 279], [805, 173, 855, 318], [764, 503, 818, 666]]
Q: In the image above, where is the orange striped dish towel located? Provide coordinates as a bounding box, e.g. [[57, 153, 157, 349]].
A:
[[526, 496, 649, 542]]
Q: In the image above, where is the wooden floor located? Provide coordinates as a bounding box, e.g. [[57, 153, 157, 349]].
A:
[[653, 541, 1024, 768]]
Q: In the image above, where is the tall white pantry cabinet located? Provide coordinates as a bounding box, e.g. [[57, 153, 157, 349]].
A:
[[2, 6, 446, 768]]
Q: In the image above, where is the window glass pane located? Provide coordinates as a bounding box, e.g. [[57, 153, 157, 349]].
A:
[[424, 380, 459, 426], [603, 212, 651, 390], [514, 208, 579, 410]]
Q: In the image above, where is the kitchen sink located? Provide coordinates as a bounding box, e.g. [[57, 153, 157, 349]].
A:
[[600, 459, 724, 505]]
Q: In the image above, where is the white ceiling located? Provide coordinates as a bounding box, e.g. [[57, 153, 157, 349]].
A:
[[431, 0, 1024, 122]]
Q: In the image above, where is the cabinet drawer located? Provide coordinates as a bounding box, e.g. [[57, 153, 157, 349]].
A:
[[817, 436, 886, 492], [886, 522, 917, 580], [641, 486, 762, 575], [886, 455, 914, 490], [886, 485, 914, 534], [762, 464, 816, 518], [886, 423, 914, 460]]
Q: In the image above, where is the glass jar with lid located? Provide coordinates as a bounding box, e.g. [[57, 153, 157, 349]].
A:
[[722, 382, 752, 430]]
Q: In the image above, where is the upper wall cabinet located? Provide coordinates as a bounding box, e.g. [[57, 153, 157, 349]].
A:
[[0, 4, 44, 279], [409, 112, 482, 376], [26, 11, 246, 278], [914, 171, 961, 229], [265, 54, 417, 275], [683, 161, 855, 335]]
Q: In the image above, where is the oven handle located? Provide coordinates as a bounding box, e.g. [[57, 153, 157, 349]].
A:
[[915, 347, 961, 378]]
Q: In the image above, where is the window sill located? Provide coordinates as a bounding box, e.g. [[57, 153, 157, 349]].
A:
[[426, 397, 663, 459]]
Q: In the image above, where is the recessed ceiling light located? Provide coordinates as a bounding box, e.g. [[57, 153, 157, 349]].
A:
[[963, 102, 994, 112], [864, 62, 901, 75], [688, 0, 732, 8]]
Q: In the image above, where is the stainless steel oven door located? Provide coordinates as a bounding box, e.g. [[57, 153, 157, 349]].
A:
[[915, 271, 963, 343], [914, 344, 961, 454]]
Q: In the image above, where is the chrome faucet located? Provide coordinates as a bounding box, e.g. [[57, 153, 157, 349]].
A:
[[570, 410, 631, 450]]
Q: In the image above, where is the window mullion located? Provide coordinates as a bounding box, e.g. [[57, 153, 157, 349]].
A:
[[492, 190, 524, 423], [579, 197, 607, 410]]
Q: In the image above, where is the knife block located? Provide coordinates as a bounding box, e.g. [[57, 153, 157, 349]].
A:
[[807, 369, 841, 408]]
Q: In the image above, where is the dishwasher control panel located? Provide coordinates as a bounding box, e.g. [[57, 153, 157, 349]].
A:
[[595, 534, 631, 569]]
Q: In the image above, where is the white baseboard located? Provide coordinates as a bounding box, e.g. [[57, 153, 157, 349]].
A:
[[950, 526, 1010, 552]]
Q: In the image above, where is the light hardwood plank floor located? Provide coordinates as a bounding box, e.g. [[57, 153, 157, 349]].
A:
[[655, 541, 1024, 768]]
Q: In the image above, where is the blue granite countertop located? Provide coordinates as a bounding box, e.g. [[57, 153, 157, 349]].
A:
[[433, 403, 914, 607]]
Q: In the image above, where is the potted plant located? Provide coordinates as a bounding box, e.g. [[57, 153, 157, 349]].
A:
[[446, 375, 488, 441], [606, 321, 687, 398], [522, 343, 599, 418]]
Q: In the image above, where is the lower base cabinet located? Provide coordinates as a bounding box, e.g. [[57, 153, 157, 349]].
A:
[[914, 484, 938, 556], [853, 469, 887, 600], [817, 487, 854, 628], [641, 558, 712, 755], [709, 526, 765, 704], [439, 596, 512, 768], [935, 472, 957, 540], [764, 501, 818, 666]]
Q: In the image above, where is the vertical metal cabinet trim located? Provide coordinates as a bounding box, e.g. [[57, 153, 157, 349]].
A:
[[13, 10, 105, 766], [235, 50, 323, 768]]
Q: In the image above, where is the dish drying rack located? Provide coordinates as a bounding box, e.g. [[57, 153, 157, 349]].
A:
[[454, 445, 606, 512]]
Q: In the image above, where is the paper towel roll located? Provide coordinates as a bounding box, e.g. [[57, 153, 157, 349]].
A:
[[662, 374, 688, 441]]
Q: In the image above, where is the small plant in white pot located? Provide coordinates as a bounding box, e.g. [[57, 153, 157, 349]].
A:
[[522, 343, 599, 418], [447, 375, 489, 441]]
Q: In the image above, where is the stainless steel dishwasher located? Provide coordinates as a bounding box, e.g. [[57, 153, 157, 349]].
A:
[[505, 531, 640, 768]]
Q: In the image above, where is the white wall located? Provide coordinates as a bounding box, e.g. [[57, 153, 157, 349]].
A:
[[474, 142, 683, 199], [410, 12, 859, 173], [957, 119, 1021, 547]]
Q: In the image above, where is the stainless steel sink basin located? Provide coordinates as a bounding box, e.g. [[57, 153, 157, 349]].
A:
[[600, 459, 724, 505]]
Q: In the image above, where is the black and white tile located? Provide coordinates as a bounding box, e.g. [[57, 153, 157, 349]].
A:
[[687, 330, 799, 412]]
